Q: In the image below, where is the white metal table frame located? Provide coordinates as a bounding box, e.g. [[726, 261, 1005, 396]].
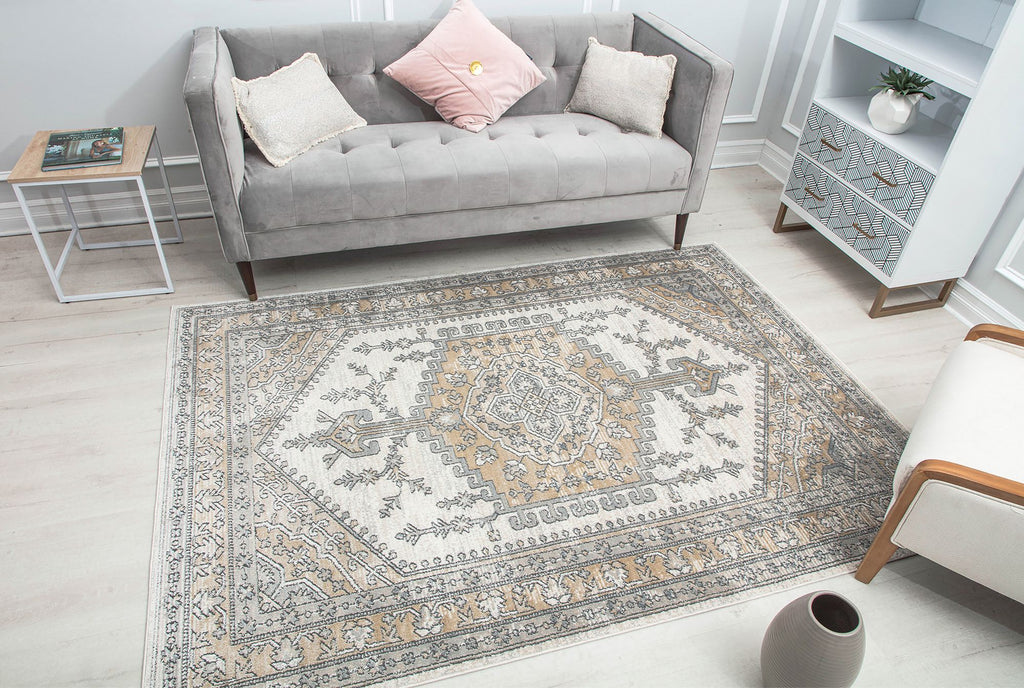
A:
[[10, 130, 182, 302]]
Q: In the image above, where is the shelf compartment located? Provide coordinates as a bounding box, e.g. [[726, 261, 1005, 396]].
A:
[[834, 19, 992, 98], [813, 95, 955, 174]]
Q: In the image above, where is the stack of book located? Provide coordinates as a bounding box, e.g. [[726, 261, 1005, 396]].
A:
[[41, 127, 125, 171]]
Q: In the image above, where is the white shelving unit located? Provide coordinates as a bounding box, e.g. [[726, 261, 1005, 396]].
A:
[[776, 0, 1024, 317]]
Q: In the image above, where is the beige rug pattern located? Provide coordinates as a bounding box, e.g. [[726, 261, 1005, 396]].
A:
[[145, 246, 905, 686]]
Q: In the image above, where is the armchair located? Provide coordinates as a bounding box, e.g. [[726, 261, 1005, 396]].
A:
[[856, 324, 1024, 603]]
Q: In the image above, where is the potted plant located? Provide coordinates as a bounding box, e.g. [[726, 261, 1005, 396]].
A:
[[867, 66, 935, 135]]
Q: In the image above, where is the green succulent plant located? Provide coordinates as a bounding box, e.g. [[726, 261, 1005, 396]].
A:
[[872, 66, 936, 100]]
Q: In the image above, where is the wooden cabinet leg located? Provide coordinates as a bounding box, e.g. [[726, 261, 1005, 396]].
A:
[[673, 213, 689, 250], [868, 279, 956, 318], [772, 202, 812, 233], [236, 261, 258, 301]]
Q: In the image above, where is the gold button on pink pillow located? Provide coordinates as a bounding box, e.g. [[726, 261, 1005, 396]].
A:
[[383, 0, 546, 132]]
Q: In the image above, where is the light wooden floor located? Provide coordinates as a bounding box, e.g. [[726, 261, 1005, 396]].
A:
[[1, 166, 1021, 687]]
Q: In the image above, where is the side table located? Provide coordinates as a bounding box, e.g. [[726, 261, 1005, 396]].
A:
[[6, 125, 182, 302]]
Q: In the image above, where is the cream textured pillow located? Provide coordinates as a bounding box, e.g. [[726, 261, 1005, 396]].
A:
[[383, 0, 546, 132], [566, 38, 677, 138], [231, 52, 366, 167]]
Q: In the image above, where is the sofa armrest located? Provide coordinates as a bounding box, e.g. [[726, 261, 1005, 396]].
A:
[[632, 13, 733, 215], [184, 27, 250, 262], [855, 459, 1024, 590], [965, 323, 1024, 348]]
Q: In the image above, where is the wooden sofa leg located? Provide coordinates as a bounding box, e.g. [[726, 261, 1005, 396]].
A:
[[673, 214, 689, 250], [855, 467, 918, 584], [237, 261, 258, 301], [855, 531, 899, 584]]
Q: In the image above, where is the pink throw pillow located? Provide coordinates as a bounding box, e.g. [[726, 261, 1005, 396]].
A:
[[383, 0, 546, 132]]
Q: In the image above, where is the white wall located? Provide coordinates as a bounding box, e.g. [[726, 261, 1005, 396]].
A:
[[0, 0, 382, 169], [0, 0, 810, 166]]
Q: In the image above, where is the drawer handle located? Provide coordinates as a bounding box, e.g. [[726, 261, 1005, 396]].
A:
[[853, 222, 877, 239], [804, 187, 825, 202], [872, 171, 897, 188], [820, 138, 842, 153]]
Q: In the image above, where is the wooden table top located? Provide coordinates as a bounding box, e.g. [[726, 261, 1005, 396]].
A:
[[6, 125, 156, 185]]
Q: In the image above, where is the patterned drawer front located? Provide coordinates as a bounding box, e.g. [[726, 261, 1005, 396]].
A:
[[783, 153, 839, 221], [785, 155, 910, 276], [799, 103, 934, 226]]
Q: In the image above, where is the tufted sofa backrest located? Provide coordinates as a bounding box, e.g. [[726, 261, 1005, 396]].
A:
[[221, 12, 634, 125]]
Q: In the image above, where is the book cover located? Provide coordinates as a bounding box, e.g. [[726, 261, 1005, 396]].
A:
[[42, 127, 125, 171]]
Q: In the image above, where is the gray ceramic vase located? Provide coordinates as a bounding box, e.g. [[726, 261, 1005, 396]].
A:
[[760, 590, 866, 687]]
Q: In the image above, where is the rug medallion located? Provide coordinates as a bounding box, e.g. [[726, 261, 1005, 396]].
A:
[[145, 246, 905, 686]]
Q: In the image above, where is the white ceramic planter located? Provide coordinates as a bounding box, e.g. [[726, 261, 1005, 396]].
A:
[[760, 590, 866, 687], [867, 88, 923, 135]]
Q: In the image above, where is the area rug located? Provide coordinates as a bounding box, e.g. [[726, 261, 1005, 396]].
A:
[[145, 245, 905, 687]]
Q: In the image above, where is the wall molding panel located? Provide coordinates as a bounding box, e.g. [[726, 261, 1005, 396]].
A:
[[996, 220, 1024, 291], [782, 0, 829, 136], [722, 0, 790, 125], [380, 1, 602, 22], [0, 185, 212, 238]]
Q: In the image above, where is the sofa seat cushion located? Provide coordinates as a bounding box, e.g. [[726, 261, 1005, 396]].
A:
[[238, 113, 692, 232]]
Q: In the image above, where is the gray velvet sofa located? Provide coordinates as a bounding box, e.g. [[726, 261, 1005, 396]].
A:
[[184, 12, 733, 300]]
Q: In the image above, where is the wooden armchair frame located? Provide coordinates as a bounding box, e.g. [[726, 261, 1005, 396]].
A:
[[855, 323, 1024, 584]]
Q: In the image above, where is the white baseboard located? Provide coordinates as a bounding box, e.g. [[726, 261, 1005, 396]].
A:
[[758, 140, 792, 183], [711, 139, 767, 170], [921, 279, 1024, 329], [0, 184, 212, 237], [711, 138, 791, 181]]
